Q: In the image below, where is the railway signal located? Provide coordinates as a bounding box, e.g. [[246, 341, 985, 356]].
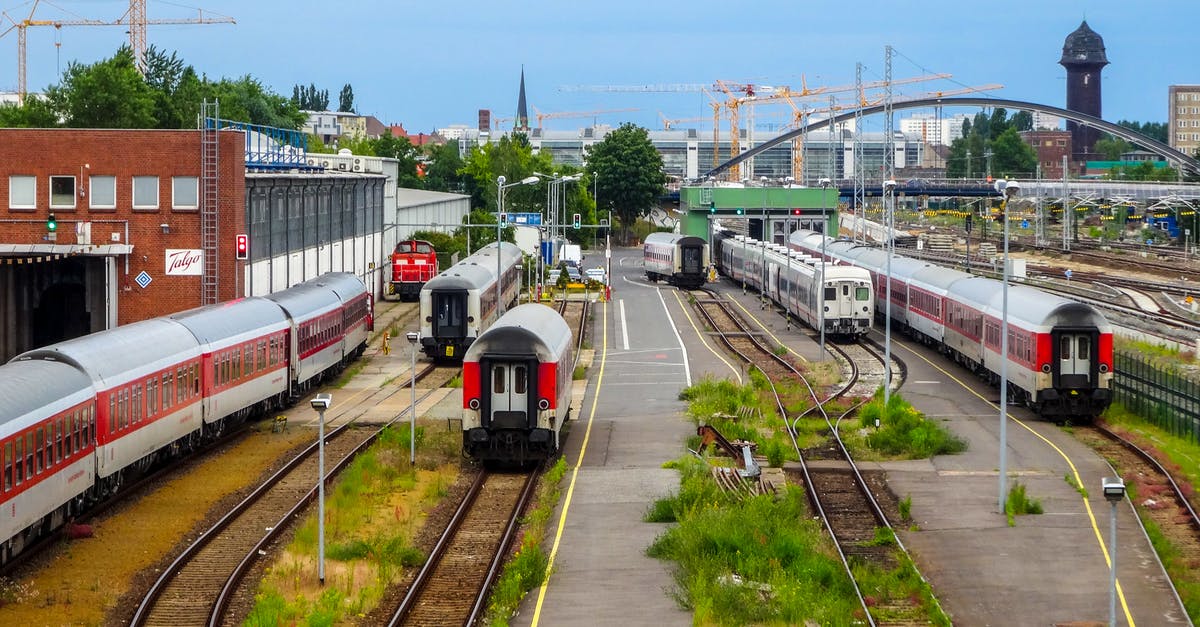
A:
[[46, 213, 57, 232], [499, 212, 508, 227], [573, 213, 581, 229], [235, 234, 248, 260]]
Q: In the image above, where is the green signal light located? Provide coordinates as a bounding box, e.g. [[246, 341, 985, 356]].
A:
[[47, 213, 57, 232]]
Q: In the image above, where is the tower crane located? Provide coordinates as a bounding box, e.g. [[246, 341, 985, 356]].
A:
[[530, 106, 640, 129], [0, 0, 234, 104]]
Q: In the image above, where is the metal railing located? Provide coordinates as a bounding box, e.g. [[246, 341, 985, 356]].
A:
[[1112, 351, 1200, 443]]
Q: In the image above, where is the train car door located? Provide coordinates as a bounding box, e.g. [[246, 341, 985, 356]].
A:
[[1056, 332, 1093, 388], [433, 290, 466, 340], [680, 245, 703, 275], [487, 359, 534, 430], [831, 281, 854, 318]]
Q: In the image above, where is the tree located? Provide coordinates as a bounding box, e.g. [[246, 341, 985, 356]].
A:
[[423, 140, 466, 193], [338, 84, 355, 113], [584, 123, 666, 241], [46, 46, 157, 128], [459, 133, 551, 213], [1116, 120, 1167, 144], [207, 75, 306, 129], [292, 83, 329, 110], [990, 127, 1037, 178], [0, 96, 58, 127], [372, 132, 423, 188], [1094, 135, 1132, 160]]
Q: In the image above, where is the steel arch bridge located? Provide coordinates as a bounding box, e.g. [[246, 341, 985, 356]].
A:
[[703, 97, 1200, 179]]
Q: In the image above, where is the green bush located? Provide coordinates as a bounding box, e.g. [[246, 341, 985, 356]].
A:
[[860, 392, 966, 458]]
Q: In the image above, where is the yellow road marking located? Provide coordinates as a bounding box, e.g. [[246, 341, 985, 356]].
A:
[[671, 290, 742, 384], [893, 339, 1135, 625]]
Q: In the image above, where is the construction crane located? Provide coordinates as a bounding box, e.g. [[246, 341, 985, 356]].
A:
[[658, 111, 710, 130], [530, 106, 639, 129], [0, 0, 234, 104]]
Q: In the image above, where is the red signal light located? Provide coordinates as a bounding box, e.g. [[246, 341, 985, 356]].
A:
[[791, 209, 803, 215], [235, 234, 248, 260]]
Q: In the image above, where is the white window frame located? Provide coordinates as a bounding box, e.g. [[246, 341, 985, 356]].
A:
[[171, 176, 199, 210], [49, 175, 76, 209], [9, 175, 36, 209], [89, 175, 116, 209], [132, 176, 159, 210]]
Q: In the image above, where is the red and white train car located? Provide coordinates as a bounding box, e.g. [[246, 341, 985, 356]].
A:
[[389, 239, 438, 301], [461, 304, 573, 464], [266, 273, 371, 394]]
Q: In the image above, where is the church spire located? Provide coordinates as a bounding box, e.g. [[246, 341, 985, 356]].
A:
[[516, 65, 530, 132]]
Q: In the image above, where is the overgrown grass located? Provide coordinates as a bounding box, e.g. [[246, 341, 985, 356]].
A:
[[572, 365, 586, 380], [445, 373, 463, 388], [244, 424, 459, 625], [1004, 481, 1043, 527], [645, 456, 948, 625], [1064, 473, 1088, 498], [853, 390, 967, 459], [485, 457, 570, 625]]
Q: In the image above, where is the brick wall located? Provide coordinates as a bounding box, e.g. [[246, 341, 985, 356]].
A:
[[0, 129, 246, 324]]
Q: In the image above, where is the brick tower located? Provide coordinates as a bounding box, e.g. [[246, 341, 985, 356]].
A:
[[1059, 20, 1109, 162]]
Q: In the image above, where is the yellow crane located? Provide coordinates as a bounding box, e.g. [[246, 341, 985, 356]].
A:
[[530, 106, 639, 129], [0, 0, 234, 104]]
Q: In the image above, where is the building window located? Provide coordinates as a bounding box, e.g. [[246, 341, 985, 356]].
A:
[[1180, 120, 1188, 128], [50, 176, 76, 209], [133, 176, 159, 210], [1180, 133, 1188, 141], [90, 175, 116, 209], [171, 176, 199, 210], [9, 175, 36, 209]]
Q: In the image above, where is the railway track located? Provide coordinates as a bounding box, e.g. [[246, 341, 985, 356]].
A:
[[129, 363, 451, 627], [386, 469, 538, 626], [695, 288, 929, 624]]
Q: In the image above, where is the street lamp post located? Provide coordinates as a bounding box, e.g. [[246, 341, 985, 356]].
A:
[[497, 175, 539, 314], [1102, 477, 1126, 627], [818, 177, 831, 360], [406, 332, 419, 463], [997, 179, 1019, 512], [784, 176, 795, 330], [593, 171, 599, 249], [309, 393, 332, 585], [883, 180, 897, 406]]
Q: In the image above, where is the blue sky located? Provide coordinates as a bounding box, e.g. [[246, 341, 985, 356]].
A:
[[2, 0, 1195, 134]]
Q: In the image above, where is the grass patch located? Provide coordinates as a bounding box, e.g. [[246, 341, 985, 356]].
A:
[[244, 423, 460, 624], [1004, 481, 1043, 526], [572, 365, 586, 380], [485, 457, 570, 624], [445, 373, 462, 388], [898, 494, 912, 522], [852, 391, 967, 459], [646, 456, 948, 624]]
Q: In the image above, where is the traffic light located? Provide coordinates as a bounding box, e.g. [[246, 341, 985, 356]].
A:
[[573, 213, 581, 229], [499, 212, 507, 227], [46, 213, 57, 232], [736, 208, 744, 215], [235, 234, 248, 260], [709, 202, 716, 214]]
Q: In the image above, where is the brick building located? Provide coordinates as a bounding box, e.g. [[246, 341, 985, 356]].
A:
[[1020, 129, 1073, 179], [0, 129, 245, 358]]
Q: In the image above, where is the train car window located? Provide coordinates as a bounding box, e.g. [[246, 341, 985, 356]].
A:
[[86, 406, 94, 445], [1060, 337, 1072, 360], [1078, 338, 1090, 360], [514, 366, 527, 394], [856, 287, 870, 301], [109, 394, 117, 434], [3, 442, 10, 490], [36, 427, 45, 473], [133, 385, 142, 424], [119, 389, 128, 430], [824, 287, 836, 301], [192, 364, 200, 396], [493, 366, 506, 394], [842, 285, 849, 296], [55, 417, 63, 463], [417, 242, 432, 253], [14, 438, 22, 485], [25, 434, 33, 480], [177, 368, 185, 404]]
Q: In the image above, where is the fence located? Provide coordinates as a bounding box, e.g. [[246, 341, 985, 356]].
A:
[[1112, 351, 1200, 444]]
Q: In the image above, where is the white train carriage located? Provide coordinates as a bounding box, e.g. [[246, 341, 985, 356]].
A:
[[643, 233, 710, 289], [760, 243, 873, 338], [461, 304, 573, 464], [265, 277, 349, 392], [169, 298, 291, 426], [320, 271, 373, 357], [419, 242, 523, 361], [0, 360, 96, 561], [15, 319, 204, 489]]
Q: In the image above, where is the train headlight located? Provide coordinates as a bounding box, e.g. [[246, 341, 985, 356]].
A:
[[538, 398, 550, 410], [468, 398, 481, 410], [1099, 363, 1109, 373]]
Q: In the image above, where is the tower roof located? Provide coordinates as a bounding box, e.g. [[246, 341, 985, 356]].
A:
[[1059, 20, 1108, 67], [516, 67, 529, 132]]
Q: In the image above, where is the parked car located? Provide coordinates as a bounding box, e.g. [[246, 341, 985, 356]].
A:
[[566, 266, 583, 282]]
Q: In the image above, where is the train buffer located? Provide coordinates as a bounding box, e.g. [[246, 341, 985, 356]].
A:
[[695, 424, 760, 478]]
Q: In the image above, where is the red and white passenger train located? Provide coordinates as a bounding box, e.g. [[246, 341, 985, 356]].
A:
[[388, 239, 438, 301], [788, 230, 1113, 420], [461, 304, 573, 465], [0, 272, 371, 564]]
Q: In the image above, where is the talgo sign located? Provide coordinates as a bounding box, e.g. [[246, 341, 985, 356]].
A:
[[165, 249, 203, 276]]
